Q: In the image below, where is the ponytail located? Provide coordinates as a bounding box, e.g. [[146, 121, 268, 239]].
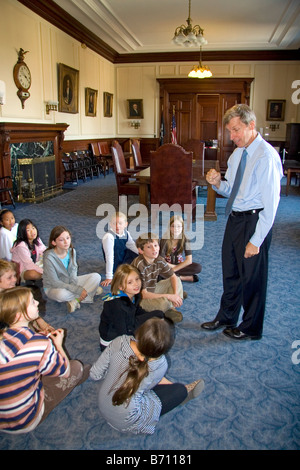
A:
[[111, 318, 175, 406], [112, 355, 149, 406]]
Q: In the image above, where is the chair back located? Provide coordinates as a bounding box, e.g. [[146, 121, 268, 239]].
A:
[[183, 139, 205, 176], [131, 139, 143, 169], [150, 144, 195, 210], [90, 142, 100, 157], [98, 141, 110, 156], [111, 140, 129, 186], [0, 177, 15, 208]]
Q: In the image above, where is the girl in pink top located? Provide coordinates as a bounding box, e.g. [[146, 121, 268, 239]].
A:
[[11, 218, 46, 282]]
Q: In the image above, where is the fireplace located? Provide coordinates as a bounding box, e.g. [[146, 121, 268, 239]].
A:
[[0, 122, 69, 203]]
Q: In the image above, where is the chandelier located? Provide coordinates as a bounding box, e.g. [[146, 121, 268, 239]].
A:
[[188, 47, 212, 79], [172, 0, 208, 47]]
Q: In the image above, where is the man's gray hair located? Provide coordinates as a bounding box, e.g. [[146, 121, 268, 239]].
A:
[[223, 104, 256, 127]]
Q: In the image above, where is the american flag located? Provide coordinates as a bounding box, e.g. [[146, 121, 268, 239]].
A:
[[171, 111, 177, 144], [160, 110, 165, 146]]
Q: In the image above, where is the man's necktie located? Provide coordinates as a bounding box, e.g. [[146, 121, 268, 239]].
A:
[[225, 149, 248, 216]]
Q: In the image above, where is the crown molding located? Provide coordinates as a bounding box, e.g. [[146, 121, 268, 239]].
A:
[[17, 0, 117, 62], [18, 0, 300, 64], [114, 49, 300, 63]]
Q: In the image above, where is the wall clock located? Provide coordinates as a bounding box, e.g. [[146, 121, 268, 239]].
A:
[[13, 48, 31, 109]]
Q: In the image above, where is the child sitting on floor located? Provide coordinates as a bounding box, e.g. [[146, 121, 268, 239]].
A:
[[43, 225, 102, 313], [99, 264, 164, 351], [0, 259, 53, 335], [131, 233, 184, 323], [11, 218, 46, 283], [101, 211, 138, 287], [0, 209, 18, 261], [90, 317, 205, 435], [0, 259, 18, 291], [0, 287, 90, 433], [160, 215, 201, 282]]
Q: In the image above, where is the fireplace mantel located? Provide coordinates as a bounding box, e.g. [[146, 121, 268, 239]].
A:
[[0, 122, 69, 184]]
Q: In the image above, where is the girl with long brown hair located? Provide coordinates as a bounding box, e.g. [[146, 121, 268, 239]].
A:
[[42, 225, 102, 313], [90, 317, 204, 434], [160, 215, 201, 282]]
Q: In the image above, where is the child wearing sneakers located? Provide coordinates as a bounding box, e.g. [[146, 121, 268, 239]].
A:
[[43, 226, 102, 313], [131, 233, 184, 323], [90, 317, 204, 435]]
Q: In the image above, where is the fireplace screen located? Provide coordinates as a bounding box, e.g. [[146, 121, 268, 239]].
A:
[[17, 155, 62, 202], [10, 141, 62, 203]]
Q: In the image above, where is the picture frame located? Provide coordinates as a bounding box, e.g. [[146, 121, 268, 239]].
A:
[[58, 63, 79, 114], [127, 99, 143, 119], [266, 99, 286, 121], [103, 92, 113, 117], [85, 88, 98, 117]]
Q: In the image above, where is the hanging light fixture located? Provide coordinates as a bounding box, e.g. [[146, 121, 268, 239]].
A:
[[172, 0, 208, 47], [188, 46, 212, 79]]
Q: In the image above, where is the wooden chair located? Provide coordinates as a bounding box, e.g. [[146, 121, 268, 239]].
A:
[[131, 139, 148, 170], [69, 152, 87, 182], [111, 140, 139, 202], [98, 141, 114, 174], [0, 176, 16, 208], [183, 139, 205, 176], [150, 144, 197, 222], [84, 149, 101, 178], [90, 142, 106, 177], [62, 154, 80, 185]]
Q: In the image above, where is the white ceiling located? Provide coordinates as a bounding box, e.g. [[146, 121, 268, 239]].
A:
[[53, 0, 300, 54]]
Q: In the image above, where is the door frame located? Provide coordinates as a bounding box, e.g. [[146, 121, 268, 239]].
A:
[[158, 78, 253, 168]]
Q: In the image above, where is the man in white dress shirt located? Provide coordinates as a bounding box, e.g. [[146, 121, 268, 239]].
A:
[[201, 104, 283, 340]]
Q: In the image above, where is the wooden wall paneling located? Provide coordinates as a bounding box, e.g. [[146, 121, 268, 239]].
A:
[[197, 94, 220, 161], [158, 78, 253, 170], [169, 94, 195, 144], [220, 93, 241, 168]]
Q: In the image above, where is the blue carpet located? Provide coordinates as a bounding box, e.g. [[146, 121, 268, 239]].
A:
[[0, 173, 299, 450]]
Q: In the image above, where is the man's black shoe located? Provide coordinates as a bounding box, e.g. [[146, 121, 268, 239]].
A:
[[201, 320, 234, 331], [223, 327, 261, 341]]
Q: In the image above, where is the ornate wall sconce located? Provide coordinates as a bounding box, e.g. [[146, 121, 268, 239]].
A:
[[130, 120, 141, 129], [0, 80, 6, 105], [269, 123, 280, 132], [45, 101, 58, 114]]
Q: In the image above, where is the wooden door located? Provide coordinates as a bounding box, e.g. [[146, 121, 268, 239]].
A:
[[197, 94, 220, 161], [220, 93, 240, 169], [168, 94, 196, 144], [158, 78, 253, 171]]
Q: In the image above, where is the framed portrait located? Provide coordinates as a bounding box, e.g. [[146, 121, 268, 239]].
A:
[[85, 88, 98, 117], [127, 99, 143, 119], [103, 92, 113, 117], [58, 63, 79, 114], [266, 100, 286, 121]]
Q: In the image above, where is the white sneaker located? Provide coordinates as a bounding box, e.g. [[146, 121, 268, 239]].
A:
[[95, 286, 103, 295], [67, 299, 80, 313]]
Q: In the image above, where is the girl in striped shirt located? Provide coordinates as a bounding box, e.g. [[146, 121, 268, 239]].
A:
[[0, 287, 89, 433]]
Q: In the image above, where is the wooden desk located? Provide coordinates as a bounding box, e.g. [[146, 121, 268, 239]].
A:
[[284, 160, 300, 196], [286, 167, 300, 195], [134, 160, 219, 220]]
